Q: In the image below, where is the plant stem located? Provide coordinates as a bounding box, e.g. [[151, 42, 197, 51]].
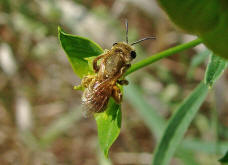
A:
[[125, 38, 203, 76]]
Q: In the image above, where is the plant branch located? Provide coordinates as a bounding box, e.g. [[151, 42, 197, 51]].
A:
[[125, 38, 203, 76]]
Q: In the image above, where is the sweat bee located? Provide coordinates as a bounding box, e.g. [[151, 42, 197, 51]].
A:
[[78, 20, 155, 117]]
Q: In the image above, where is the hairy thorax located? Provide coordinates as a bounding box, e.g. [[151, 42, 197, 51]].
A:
[[98, 53, 124, 80]]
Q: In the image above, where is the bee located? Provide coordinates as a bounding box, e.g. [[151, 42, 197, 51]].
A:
[[78, 20, 155, 117]]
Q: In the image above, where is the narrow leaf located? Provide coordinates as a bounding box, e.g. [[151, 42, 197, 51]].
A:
[[95, 98, 121, 157], [58, 27, 103, 77], [205, 53, 227, 88], [152, 82, 208, 165]]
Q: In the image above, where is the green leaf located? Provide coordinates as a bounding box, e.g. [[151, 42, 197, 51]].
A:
[[205, 53, 227, 88], [157, 0, 228, 59], [219, 151, 228, 164], [58, 27, 103, 78], [151, 51, 227, 165], [152, 82, 208, 165], [95, 98, 121, 157]]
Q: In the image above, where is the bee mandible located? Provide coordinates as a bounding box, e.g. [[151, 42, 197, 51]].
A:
[[77, 20, 155, 117]]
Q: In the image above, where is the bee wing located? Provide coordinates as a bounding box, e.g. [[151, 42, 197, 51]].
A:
[[82, 79, 113, 117]]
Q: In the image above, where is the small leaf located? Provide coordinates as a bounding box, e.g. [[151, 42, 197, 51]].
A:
[[152, 82, 208, 165], [95, 98, 121, 157], [219, 151, 228, 164], [205, 53, 227, 88], [58, 27, 103, 78]]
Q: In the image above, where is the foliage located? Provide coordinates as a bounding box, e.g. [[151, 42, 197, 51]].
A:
[[95, 99, 121, 157], [205, 54, 227, 88], [2, 0, 228, 164], [219, 151, 228, 164], [58, 25, 227, 164], [152, 53, 227, 165], [58, 27, 103, 78], [157, 0, 228, 59], [152, 82, 208, 165]]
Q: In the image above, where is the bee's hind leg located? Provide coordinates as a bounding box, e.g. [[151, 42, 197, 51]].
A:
[[112, 85, 122, 104]]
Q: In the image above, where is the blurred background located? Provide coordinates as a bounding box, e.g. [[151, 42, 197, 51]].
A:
[[0, 0, 228, 165]]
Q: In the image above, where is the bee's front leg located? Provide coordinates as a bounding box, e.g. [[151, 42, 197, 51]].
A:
[[112, 85, 122, 104], [93, 50, 108, 73]]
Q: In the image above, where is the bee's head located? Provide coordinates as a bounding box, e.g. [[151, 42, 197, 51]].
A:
[[112, 42, 136, 63], [111, 19, 155, 63]]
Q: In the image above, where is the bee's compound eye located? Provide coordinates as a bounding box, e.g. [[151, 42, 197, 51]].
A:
[[113, 42, 118, 46], [130, 51, 136, 59]]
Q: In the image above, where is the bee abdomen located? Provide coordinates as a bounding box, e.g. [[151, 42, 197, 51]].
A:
[[81, 84, 112, 117]]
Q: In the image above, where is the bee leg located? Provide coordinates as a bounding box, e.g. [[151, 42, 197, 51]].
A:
[[81, 75, 95, 88], [93, 50, 108, 73], [112, 85, 122, 104], [74, 75, 95, 90], [117, 79, 129, 85], [113, 64, 131, 81], [93, 57, 100, 73]]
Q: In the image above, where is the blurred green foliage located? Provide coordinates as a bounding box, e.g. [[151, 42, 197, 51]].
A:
[[158, 0, 228, 59]]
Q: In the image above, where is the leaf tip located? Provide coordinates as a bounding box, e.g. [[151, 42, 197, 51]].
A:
[[104, 150, 109, 158], [58, 26, 63, 42], [58, 26, 65, 40], [58, 26, 62, 33], [102, 146, 109, 158]]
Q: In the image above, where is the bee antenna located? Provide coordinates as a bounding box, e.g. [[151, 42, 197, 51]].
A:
[[131, 37, 156, 46], [125, 19, 128, 44]]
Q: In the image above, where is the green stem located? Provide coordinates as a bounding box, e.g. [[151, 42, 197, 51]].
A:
[[125, 38, 203, 76]]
